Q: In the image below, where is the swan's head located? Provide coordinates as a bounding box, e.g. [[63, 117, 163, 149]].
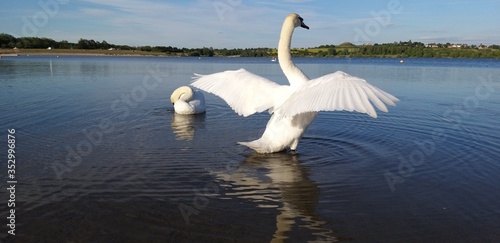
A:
[[287, 13, 309, 30], [170, 86, 194, 104]]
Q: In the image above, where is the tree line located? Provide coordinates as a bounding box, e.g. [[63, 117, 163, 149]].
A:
[[1, 34, 499, 58]]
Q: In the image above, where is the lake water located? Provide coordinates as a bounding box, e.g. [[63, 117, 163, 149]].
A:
[[1, 56, 499, 242]]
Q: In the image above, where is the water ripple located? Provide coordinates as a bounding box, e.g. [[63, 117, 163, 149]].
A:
[[3, 56, 500, 242]]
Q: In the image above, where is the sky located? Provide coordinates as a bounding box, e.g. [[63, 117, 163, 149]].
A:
[[0, 0, 499, 48]]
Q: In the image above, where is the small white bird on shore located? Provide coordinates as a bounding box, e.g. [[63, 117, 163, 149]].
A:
[[170, 86, 206, 115]]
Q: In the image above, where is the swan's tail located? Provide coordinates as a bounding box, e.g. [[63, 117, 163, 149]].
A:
[[238, 140, 273, 154], [238, 138, 287, 154]]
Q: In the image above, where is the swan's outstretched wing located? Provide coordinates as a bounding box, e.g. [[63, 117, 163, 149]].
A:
[[276, 71, 399, 118], [191, 68, 288, 117]]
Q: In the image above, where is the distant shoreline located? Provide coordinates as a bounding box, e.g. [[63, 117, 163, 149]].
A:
[[0, 48, 170, 57], [1, 48, 499, 59]]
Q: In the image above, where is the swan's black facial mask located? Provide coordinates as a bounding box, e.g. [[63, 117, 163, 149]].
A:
[[299, 17, 309, 29]]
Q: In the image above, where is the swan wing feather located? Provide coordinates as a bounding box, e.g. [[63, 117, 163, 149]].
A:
[[191, 68, 285, 117], [276, 71, 399, 118]]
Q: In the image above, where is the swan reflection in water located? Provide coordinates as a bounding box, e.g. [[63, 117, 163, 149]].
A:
[[212, 153, 336, 242], [170, 113, 205, 141]]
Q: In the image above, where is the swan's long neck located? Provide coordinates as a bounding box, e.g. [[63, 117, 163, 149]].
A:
[[278, 20, 309, 88]]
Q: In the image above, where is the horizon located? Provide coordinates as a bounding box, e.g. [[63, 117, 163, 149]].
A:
[[1, 1, 499, 48], [2, 32, 499, 50]]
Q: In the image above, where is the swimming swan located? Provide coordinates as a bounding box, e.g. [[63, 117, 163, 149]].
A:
[[191, 13, 399, 153], [170, 86, 206, 114]]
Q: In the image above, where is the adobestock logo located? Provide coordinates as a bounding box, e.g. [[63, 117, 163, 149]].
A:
[[353, 0, 403, 44], [21, 0, 69, 36], [213, 0, 242, 21]]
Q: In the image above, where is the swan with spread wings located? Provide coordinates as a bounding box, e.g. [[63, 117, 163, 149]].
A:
[[192, 13, 399, 153]]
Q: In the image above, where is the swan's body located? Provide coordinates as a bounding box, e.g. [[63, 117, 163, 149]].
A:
[[192, 13, 399, 153], [170, 86, 206, 114]]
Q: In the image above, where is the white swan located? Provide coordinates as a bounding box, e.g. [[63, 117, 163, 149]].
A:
[[192, 13, 399, 153], [170, 86, 206, 114]]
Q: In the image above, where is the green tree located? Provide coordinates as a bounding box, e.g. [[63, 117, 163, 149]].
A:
[[58, 40, 71, 49], [77, 38, 89, 49], [327, 47, 337, 56], [101, 40, 110, 49], [139, 46, 152, 52], [0, 33, 16, 48]]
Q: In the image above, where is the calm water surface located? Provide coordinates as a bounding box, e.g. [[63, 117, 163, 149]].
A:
[[1, 56, 499, 242]]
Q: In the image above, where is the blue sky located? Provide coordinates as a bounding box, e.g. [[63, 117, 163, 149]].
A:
[[1, 0, 499, 48]]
